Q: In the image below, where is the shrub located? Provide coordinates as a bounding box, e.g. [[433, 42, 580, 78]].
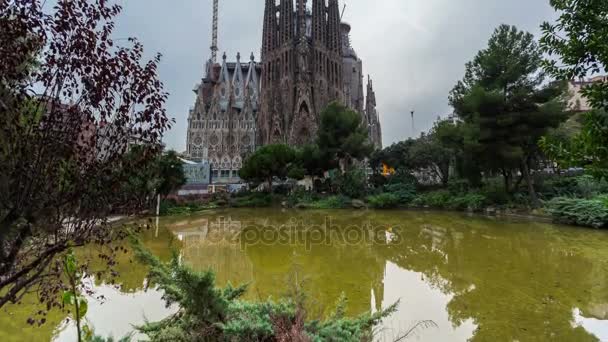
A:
[[367, 193, 400, 209], [231, 193, 273, 208], [287, 187, 318, 207], [447, 193, 487, 211], [539, 175, 608, 199], [309, 195, 351, 209], [384, 183, 416, 204], [334, 169, 368, 199], [547, 197, 608, 228], [480, 179, 511, 205], [412, 190, 451, 208], [129, 238, 398, 341], [447, 178, 470, 195]]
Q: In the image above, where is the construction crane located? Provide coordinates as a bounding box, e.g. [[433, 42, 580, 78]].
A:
[[210, 0, 219, 63]]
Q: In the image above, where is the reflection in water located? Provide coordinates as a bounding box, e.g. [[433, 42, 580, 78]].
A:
[[159, 209, 608, 341], [2, 209, 608, 341], [573, 308, 608, 341], [54, 281, 176, 342], [377, 262, 476, 341]]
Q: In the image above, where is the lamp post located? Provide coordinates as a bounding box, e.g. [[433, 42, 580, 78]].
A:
[[410, 110, 416, 138]]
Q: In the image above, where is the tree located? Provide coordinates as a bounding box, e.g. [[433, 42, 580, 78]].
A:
[[540, 0, 608, 111], [540, 110, 608, 179], [0, 0, 171, 311], [317, 102, 374, 171], [540, 0, 608, 179], [239, 144, 299, 192], [410, 122, 454, 186], [296, 144, 325, 178], [157, 150, 187, 197], [450, 25, 568, 205]]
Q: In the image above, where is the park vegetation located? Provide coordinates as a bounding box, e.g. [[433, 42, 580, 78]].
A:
[[229, 9, 608, 230], [2, 0, 608, 341]]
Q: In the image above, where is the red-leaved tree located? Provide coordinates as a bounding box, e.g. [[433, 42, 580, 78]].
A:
[[0, 0, 173, 316]]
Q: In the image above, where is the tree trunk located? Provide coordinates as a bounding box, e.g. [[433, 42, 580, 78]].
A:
[[521, 157, 539, 208], [267, 177, 273, 194], [501, 169, 512, 193]]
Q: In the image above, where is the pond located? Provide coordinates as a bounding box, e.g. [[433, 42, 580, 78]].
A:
[[2, 209, 608, 341]]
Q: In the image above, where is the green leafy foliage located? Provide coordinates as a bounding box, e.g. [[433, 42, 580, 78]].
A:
[[308, 195, 352, 209], [333, 169, 368, 199], [129, 238, 398, 341], [366, 193, 400, 209], [547, 197, 608, 228], [541, 0, 608, 112], [412, 191, 487, 211], [447, 193, 487, 211], [62, 250, 92, 342], [412, 191, 452, 208], [537, 175, 608, 199], [383, 183, 416, 204], [541, 110, 608, 180], [157, 151, 187, 197], [239, 144, 300, 191], [540, 1, 608, 179], [317, 102, 374, 170], [231, 193, 273, 208], [450, 24, 568, 205]]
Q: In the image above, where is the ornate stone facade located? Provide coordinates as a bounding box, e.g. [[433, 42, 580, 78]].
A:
[[258, 0, 382, 148], [186, 0, 382, 180], [186, 52, 260, 181]]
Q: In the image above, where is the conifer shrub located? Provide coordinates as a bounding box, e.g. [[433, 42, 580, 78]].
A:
[[128, 237, 399, 342]]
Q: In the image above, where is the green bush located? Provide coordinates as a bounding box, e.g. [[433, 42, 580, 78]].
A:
[[334, 169, 368, 199], [480, 179, 511, 205], [447, 193, 487, 211], [412, 190, 451, 208], [447, 178, 470, 195], [383, 183, 416, 204], [366, 193, 400, 209], [539, 175, 608, 199], [547, 197, 608, 228], [231, 193, 273, 208], [287, 187, 318, 207], [309, 195, 351, 209]]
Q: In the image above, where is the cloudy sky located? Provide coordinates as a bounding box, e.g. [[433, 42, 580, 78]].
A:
[[110, 0, 556, 151]]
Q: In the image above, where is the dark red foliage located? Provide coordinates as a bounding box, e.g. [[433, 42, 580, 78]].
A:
[[0, 0, 173, 310]]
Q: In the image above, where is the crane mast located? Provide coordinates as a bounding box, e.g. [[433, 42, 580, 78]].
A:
[[210, 0, 219, 63]]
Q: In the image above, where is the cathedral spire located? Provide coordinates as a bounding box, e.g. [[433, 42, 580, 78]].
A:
[[312, 0, 326, 46], [262, 0, 277, 56], [279, 0, 294, 45], [327, 0, 341, 53], [297, 0, 307, 38]]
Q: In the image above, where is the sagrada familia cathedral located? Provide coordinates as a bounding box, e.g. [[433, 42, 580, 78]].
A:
[[186, 0, 381, 178]]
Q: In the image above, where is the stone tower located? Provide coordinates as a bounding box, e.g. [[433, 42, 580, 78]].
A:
[[365, 76, 382, 149], [259, 0, 345, 146], [186, 52, 261, 182]]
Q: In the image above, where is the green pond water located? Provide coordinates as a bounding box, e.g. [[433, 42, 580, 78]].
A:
[[2, 209, 608, 341]]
